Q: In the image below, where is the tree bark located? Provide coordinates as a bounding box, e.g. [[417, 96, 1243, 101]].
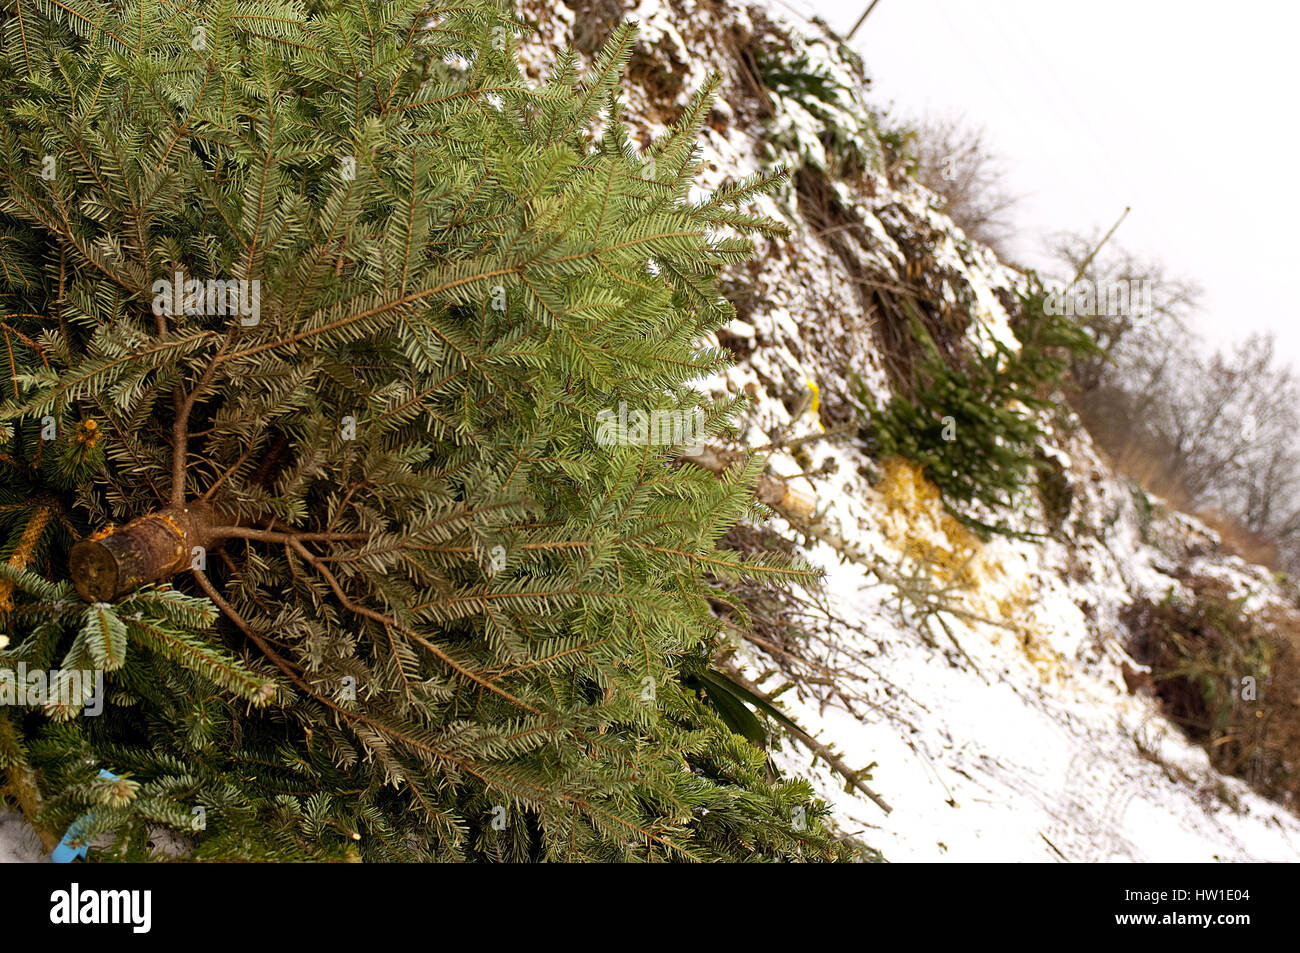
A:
[[69, 502, 221, 603], [686, 445, 817, 519]]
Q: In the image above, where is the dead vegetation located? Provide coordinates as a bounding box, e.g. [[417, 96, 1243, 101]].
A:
[[705, 520, 902, 814], [905, 113, 1022, 262], [560, 0, 627, 54], [1098, 442, 1281, 571], [1122, 573, 1300, 808], [793, 166, 976, 395]]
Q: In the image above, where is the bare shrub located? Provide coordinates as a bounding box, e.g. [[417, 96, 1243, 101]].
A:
[[1046, 231, 1201, 395], [907, 112, 1021, 259], [1123, 575, 1300, 807], [1048, 237, 1300, 574]]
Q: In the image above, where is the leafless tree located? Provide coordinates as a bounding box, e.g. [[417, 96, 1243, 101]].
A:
[[1046, 231, 1201, 394], [1046, 237, 1300, 571], [1156, 335, 1297, 508], [908, 113, 1022, 260]]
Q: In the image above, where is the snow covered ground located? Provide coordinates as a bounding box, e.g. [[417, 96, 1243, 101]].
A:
[[711, 322, 1300, 862], [759, 525, 1300, 862]]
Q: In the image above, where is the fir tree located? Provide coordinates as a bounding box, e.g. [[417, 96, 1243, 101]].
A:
[[854, 279, 1099, 539], [0, 0, 850, 860]]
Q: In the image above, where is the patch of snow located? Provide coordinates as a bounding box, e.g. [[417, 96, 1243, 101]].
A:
[[0, 809, 46, 863]]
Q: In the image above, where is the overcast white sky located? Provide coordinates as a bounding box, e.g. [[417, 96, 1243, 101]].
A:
[[774, 0, 1300, 366]]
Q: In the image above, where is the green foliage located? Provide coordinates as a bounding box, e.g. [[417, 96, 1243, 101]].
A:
[[759, 50, 846, 107], [854, 274, 1100, 537], [0, 0, 849, 861], [753, 37, 882, 182], [682, 665, 800, 748]]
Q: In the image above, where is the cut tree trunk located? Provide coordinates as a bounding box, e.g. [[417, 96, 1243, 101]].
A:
[[687, 445, 816, 519], [68, 503, 221, 603]]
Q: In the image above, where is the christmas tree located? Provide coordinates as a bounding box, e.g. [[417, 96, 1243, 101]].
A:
[[0, 0, 847, 860]]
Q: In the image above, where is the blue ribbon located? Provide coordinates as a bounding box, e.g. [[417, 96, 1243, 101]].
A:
[[51, 769, 119, 863]]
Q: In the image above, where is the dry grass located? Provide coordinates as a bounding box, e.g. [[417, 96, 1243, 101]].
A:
[[1089, 430, 1193, 510], [1089, 433, 1281, 571], [1123, 574, 1300, 809], [1195, 509, 1280, 571], [793, 164, 972, 394]]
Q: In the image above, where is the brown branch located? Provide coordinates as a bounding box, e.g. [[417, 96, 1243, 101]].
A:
[[171, 327, 237, 507], [187, 568, 642, 847], [285, 539, 537, 715], [0, 714, 59, 852], [750, 423, 858, 454], [720, 664, 892, 815], [209, 527, 372, 544]]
